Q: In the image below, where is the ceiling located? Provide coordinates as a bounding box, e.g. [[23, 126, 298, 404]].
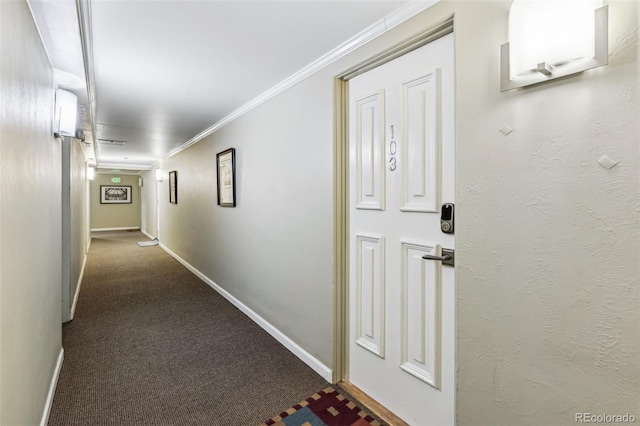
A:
[[28, 0, 432, 173]]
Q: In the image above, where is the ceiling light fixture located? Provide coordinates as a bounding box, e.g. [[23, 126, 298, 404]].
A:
[[500, 0, 608, 91], [98, 139, 126, 146]]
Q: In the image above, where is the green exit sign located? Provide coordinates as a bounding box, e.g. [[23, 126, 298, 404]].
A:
[[111, 177, 121, 183]]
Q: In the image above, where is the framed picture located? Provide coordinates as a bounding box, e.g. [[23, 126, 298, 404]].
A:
[[100, 185, 132, 204], [216, 148, 236, 207], [169, 170, 178, 204]]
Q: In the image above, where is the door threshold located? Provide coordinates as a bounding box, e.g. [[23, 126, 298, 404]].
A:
[[337, 381, 409, 426]]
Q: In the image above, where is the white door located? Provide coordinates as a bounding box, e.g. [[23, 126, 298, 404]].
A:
[[348, 34, 455, 426]]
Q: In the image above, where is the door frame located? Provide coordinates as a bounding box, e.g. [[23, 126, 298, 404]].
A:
[[332, 17, 454, 384]]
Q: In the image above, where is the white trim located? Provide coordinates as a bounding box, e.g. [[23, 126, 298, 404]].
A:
[[40, 348, 64, 426], [76, 0, 99, 166], [159, 242, 333, 382], [140, 228, 156, 240], [383, 1, 439, 30], [69, 254, 87, 320], [95, 169, 145, 176], [166, 0, 439, 159], [97, 162, 154, 171], [90, 227, 140, 232]]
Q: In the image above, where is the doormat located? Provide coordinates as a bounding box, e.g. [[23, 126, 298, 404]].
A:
[[259, 387, 383, 426], [137, 239, 159, 247]]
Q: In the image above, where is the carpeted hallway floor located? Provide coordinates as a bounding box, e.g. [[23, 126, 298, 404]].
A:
[[48, 231, 328, 425]]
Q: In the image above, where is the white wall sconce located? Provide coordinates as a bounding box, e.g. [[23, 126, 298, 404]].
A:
[[155, 169, 163, 182], [87, 167, 95, 181], [501, 0, 608, 91], [54, 89, 78, 137], [138, 177, 143, 187]]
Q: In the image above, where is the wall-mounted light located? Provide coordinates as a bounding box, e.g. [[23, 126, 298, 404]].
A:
[[87, 167, 95, 181], [54, 89, 78, 137], [155, 169, 163, 182], [139, 177, 143, 187], [501, 0, 608, 91]]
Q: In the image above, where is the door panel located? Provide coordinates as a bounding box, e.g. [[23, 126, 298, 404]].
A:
[[355, 234, 386, 358], [400, 241, 441, 389], [355, 91, 386, 210], [401, 71, 441, 213], [348, 33, 455, 426]]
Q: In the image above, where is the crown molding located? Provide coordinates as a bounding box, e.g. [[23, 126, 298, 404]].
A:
[[97, 162, 153, 171], [166, 0, 439, 159], [76, 0, 99, 165]]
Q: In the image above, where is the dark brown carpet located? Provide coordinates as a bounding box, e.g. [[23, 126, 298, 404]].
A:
[[48, 231, 328, 425]]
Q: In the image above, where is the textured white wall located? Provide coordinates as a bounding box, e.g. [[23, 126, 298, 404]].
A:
[[0, 1, 63, 424]]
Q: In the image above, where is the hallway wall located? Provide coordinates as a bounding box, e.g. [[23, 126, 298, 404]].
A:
[[152, 1, 639, 423], [0, 1, 63, 424], [65, 139, 89, 320], [159, 84, 335, 367], [90, 174, 141, 230]]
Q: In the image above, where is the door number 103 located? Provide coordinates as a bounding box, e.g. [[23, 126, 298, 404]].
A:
[[389, 125, 397, 171]]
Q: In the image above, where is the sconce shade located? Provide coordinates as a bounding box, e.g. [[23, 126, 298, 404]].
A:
[[509, 0, 600, 76], [501, 0, 608, 91], [54, 89, 78, 137], [87, 167, 95, 181], [155, 169, 163, 182]]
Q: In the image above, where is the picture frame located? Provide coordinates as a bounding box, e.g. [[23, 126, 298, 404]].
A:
[[216, 148, 236, 207], [100, 185, 132, 204], [169, 170, 178, 204]]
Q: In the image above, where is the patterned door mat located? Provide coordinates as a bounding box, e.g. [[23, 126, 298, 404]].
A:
[[259, 387, 384, 426]]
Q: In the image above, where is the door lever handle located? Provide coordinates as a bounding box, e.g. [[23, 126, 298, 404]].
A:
[[422, 248, 455, 267], [422, 254, 450, 261]]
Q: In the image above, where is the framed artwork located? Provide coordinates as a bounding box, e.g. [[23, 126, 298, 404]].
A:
[[169, 170, 178, 204], [100, 185, 132, 204], [216, 148, 236, 207]]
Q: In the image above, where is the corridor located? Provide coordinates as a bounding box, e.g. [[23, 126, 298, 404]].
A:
[[2, 0, 639, 424]]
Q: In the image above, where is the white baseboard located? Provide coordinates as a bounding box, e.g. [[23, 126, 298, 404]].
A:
[[140, 228, 156, 240], [159, 242, 333, 382], [91, 227, 140, 232], [40, 348, 64, 426], [69, 253, 87, 320]]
